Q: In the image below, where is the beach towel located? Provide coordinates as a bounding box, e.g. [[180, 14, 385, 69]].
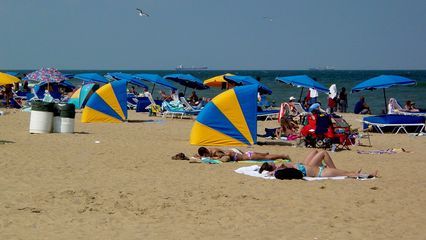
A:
[[357, 148, 409, 154], [234, 165, 373, 181]]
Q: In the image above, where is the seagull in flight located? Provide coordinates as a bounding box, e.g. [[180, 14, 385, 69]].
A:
[[263, 16, 273, 22], [136, 8, 150, 17]]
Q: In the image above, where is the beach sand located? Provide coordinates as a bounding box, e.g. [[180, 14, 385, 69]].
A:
[[1, 110, 425, 239]]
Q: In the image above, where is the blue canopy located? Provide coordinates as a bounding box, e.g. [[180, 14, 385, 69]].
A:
[[37, 80, 75, 89], [351, 75, 417, 112], [351, 75, 416, 93], [106, 72, 148, 89], [224, 75, 272, 95], [163, 74, 209, 94], [5, 72, 19, 76], [133, 73, 177, 91], [74, 73, 109, 84], [275, 75, 329, 93]]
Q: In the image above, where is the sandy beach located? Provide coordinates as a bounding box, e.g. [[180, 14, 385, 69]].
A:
[[1, 109, 425, 240]]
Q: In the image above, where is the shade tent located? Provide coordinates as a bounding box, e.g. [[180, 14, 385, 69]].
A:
[[203, 73, 236, 88], [164, 74, 209, 95], [190, 85, 258, 146], [37, 80, 75, 90], [351, 75, 417, 112], [133, 73, 177, 92], [0, 72, 20, 86], [276, 75, 329, 102], [81, 80, 128, 123], [68, 83, 98, 109], [224, 75, 272, 95], [74, 73, 109, 84], [106, 72, 148, 89]]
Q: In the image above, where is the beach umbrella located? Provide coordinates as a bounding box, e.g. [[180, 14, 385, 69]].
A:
[[224, 75, 273, 95], [106, 72, 148, 89], [203, 73, 236, 89], [276, 75, 329, 102], [190, 85, 258, 146], [74, 73, 109, 85], [351, 75, 416, 112], [68, 83, 98, 109], [0, 72, 20, 86], [163, 74, 209, 95], [81, 80, 128, 123], [133, 73, 177, 93], [24, 68, 68, 83]]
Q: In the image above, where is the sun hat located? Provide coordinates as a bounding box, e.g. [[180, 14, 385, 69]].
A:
[[289, 96, 296, 101]]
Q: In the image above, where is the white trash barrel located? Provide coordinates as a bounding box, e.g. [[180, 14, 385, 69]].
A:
[[29, 101, 54, 134], [53, 103, 75, 133]]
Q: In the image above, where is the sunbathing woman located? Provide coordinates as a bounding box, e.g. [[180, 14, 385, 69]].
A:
[[259, 149, 378, 179], [196, 147, 290, 162]]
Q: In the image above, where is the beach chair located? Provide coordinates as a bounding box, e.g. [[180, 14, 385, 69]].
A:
[[257, 109, 279, 121], [179, 97, 203, 112], [293, 102, 308, 116], [161, 101, 199, 119], [127, 93, 139, 110]]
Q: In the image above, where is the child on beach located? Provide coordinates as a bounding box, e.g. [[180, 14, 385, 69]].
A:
[[259, 149, 378, 179]]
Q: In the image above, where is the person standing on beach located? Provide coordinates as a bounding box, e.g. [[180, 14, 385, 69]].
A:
[[327, 84, 337, 113], [338, 87, 348, 113]]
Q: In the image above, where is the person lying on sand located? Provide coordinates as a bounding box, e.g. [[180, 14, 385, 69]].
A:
[[195, 147, 291, 162], [259, 149, 378, 179]]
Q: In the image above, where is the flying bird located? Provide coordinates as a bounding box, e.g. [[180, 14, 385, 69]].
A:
[[263, 17, 273, 22], [136, 8, 150, 17]]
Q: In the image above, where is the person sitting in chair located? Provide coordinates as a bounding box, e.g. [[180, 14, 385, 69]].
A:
[[354, 96, 371, 114]]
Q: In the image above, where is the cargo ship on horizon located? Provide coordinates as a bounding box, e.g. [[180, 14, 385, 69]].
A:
[[176, 64, 208, 71]]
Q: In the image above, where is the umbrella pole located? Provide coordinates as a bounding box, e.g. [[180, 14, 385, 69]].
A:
[[151, 84, 156, 94], [183, 86, 187, 96], [383, 89, 387, 113], [298, 88, 304, 102]]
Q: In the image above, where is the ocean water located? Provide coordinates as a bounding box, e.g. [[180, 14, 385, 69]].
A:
[[11, 69, 426, 114]]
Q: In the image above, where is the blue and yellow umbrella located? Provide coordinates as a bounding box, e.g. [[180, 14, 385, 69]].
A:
[[81, 80, 128, 123], [190, 85, 258, 146]]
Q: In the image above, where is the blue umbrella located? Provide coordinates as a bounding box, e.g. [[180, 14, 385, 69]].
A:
[[133, 73, 177, 93], [276, 75, 329, 101], [163, 74, 208, 95], [74, 73, 109, 84], [351, 75, 416, 111], [6, 72, 19, 76], [224, 75, 272, 95], [106, 72, 148, 89]]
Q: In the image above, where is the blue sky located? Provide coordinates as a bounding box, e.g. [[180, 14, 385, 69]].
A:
[[1, 0, 425, 70]]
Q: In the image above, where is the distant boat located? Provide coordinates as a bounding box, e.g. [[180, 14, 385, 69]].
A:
[[176, 65, 208, 71], [309, 66, 336, 71]]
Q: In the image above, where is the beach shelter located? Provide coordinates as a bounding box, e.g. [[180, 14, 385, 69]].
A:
[[81, 80, 128, 123], [0, 72, 20, 86], [351, 75, 416, 112], [68, 83, 98, 109], [74, 73, 109, 85], [190, 85, 258, 146], [133, 73, 177, 93], [224, 75, 272, 95], [203, 73, 236, 89], [276, 75, 329, 101], [164, 74, 209, 95]]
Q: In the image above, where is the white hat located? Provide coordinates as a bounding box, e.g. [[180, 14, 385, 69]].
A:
[[289, 96, 296, 101]]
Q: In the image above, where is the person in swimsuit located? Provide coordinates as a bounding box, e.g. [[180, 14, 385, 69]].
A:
[[196, 147, 290, 162], [259, 150, 378, 179]]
